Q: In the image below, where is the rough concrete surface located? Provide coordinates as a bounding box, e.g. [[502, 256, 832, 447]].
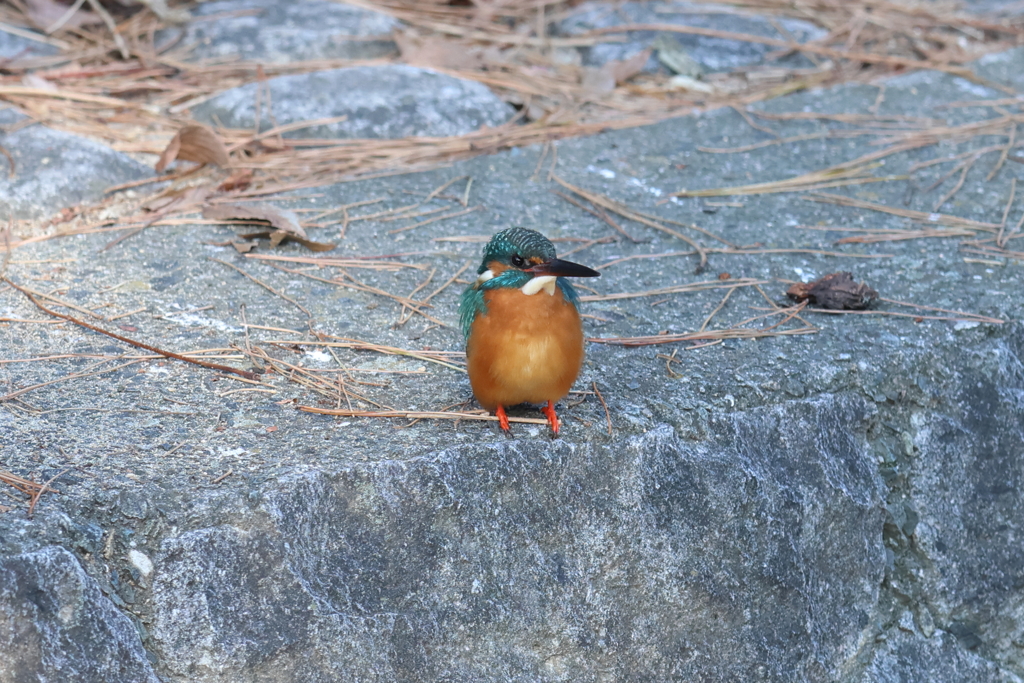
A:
[[2, 4, 1024, 683]]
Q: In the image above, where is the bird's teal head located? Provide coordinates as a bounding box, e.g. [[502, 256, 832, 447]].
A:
[[477, 227, 557, 275], [475, 227, 600, 280], [459, 228, 600, 338]]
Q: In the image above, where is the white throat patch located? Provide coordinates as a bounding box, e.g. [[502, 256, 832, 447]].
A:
[[476, 269, 494, 284], [521, 275, 557, 296]]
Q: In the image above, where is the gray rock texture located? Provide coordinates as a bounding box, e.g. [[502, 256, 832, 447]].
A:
[[181, 0, 397, 63], [557, 0, 826, 72], [0, 546, 160, 683], [0, 108, 151, 220], [2, 10, 1024, 683], [147, 401, 883, 681], [861, 629, 1022, 683], [192, 65, 516, 138], [0, 29, 57, 64]]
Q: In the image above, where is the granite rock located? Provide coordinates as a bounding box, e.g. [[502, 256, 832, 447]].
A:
[[2, 20, 1024, 683], [180, 0, 397, 63], [557, 0, 827, 73], [860, 628, 1023, 683], [903, 332, 1024, 671], [0, 109, 151, 220], [0, 29, 58, 65], [0, 546, 160, 683], [192, 65, 515, 138], [147, 397, 884, 681]]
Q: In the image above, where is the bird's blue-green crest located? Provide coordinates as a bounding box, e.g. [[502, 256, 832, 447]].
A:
[[459, 228, 581, 339], [476, 227, 556, 274]]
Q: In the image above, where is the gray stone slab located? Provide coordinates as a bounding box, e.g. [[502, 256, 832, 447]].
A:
[[557, 0, 826, 72], [192, 65, 515, 138], [2, 40, 1024, 683], [905, 350, 1024, 671], [0, 29, 58, 63], [146, 401, 883, 681], [0, 112, 151, 220], [860, 629, 1023, 683], [180, 0, 397, 63], [972, 46, 1024, 92], [0, 546, 160, 683]]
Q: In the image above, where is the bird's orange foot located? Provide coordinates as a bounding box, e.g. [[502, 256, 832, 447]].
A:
[[495, 404, 512, 436], [542, 401, 560, 436]]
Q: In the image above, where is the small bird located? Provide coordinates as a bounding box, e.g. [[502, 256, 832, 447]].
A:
[[460, 227, 600, 435]]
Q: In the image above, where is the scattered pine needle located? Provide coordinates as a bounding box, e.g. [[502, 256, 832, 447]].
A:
[[298, 405, 548, 425], [805, 193, 1001, 231]]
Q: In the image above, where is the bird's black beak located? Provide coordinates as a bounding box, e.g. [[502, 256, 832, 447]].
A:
[[526, 258, 600, 278]]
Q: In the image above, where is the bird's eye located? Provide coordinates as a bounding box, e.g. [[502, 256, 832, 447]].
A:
[[510, 254, 526, 268]]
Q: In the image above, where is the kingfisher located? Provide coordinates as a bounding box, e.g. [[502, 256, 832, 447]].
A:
[[459, 227, 600, 435]]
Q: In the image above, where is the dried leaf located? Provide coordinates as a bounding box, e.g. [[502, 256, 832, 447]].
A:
[[786, 272, 878, 310], [205, 204, 336, 252], [394, 30, 504, 70], [608, 48, 652, 85], [156, 125, 229, 173], [581, 66, 615, 94], [395, 31, 465, 69], [219, 169, 253, 193], [204, 203, 307, 238], [154, 133, 181, 174], [231, 241, 256, 254], [142, 185, 214, 213], [582, 49, 652, 95], [238, 231, 335, 253]]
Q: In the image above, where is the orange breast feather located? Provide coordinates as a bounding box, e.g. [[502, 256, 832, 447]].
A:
[[466, 285, 585, 411]]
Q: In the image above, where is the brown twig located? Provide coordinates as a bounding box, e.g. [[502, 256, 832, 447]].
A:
[[932, 154, 977, 211], [806, 193, 1001, 231], [699, 287, 736, 333], [298, 405, 548, 425], [2, 277, 260, 380], [27, 467, 72, 518], [0, 358, 143, 403], [0, 469, 51, 497], [210, 257, 312, 319], [592, 381, 613, 437], [551, 190, 643, 243], [997, 177, 1017, 248], [387, 205, 483, 235], [551, 174, 709, 269], [84, 0, 129, 59]]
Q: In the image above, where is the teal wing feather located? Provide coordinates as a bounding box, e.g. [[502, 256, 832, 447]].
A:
[[557, 278, 581, 311], [459, 285, 486, 339]]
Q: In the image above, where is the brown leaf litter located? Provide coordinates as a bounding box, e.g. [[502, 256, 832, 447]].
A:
[[202, 203, 336, 252], [787, 272, 878, 310], [155, 124, 230, 173]]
